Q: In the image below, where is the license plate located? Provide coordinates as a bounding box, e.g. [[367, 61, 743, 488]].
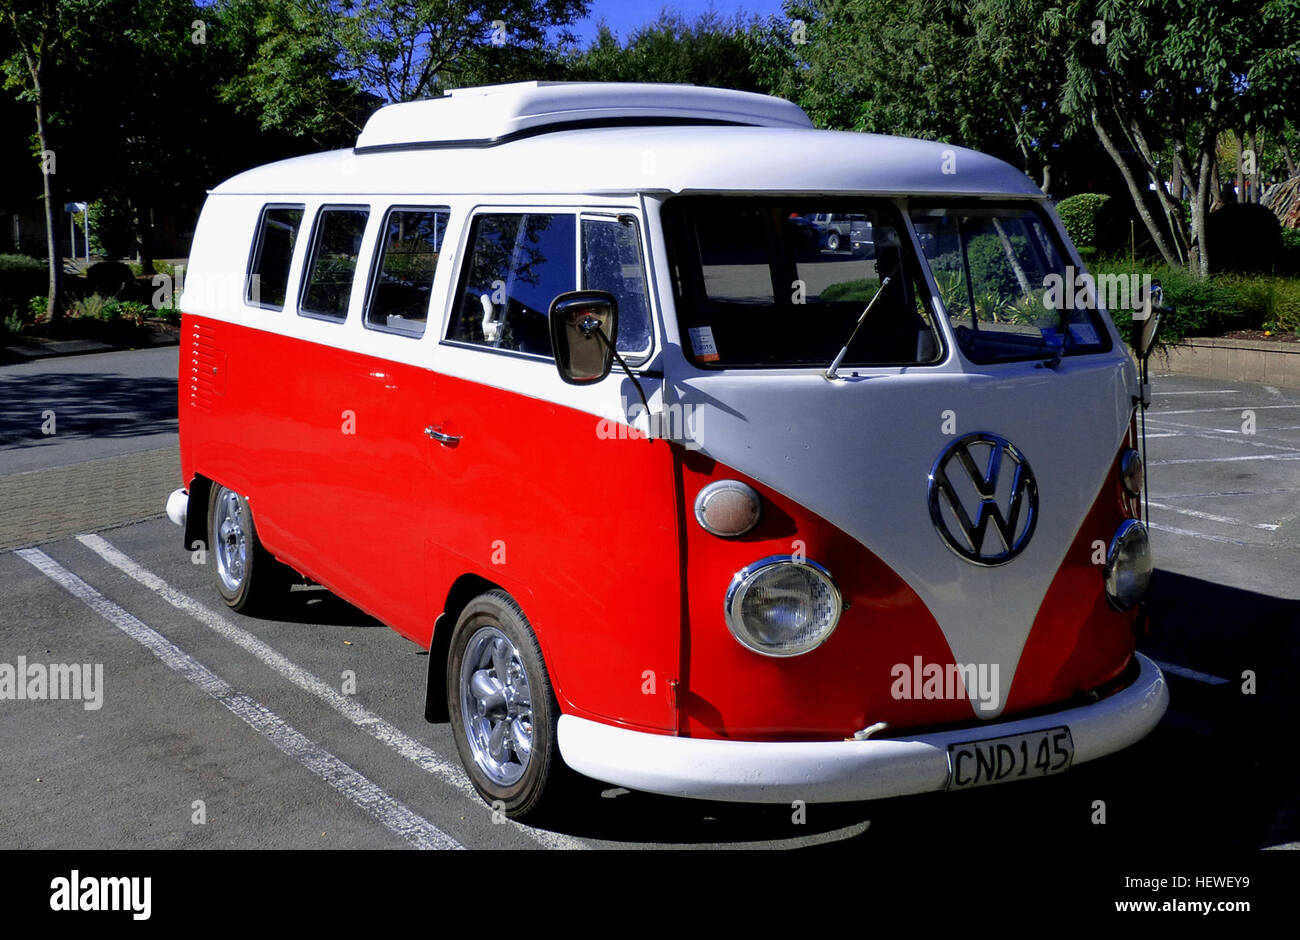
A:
[[946, 726, 1074, 791]]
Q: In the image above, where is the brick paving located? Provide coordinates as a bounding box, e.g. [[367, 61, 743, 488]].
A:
[[0, 446, 180, 550]]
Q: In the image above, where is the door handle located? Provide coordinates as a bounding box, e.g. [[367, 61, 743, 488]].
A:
[[424, 425, 461, 446]]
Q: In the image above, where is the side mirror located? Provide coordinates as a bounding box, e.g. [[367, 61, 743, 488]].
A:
[[549, 290, 618, 385], [1135, 279, 1163, 360]]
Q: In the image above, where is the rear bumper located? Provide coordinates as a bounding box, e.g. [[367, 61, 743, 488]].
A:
[[557, 652, 1167, 803]]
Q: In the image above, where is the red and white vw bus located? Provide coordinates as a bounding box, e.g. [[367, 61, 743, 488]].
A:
[[168, 82, 1168, 818]]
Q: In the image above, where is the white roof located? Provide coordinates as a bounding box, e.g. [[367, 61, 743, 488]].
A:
[[212, 83, 1043, 200], [354, 81, 813, 150]]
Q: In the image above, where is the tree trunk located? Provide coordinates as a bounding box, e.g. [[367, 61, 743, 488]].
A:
[[1191, 145, 1213, 278], [1040, 160, 1052, 196], [1248, 129, 1260, 202], [1282, 140, 1298, 179], [1235, 131, 1244, 202], [1091, 110, 1181, 267], [33, 78, 63, 323], [1171, 156, 1182, 201]]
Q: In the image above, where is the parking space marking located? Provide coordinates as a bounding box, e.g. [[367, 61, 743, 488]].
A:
[[1153, 404, 1300, 416], [1144, 417, 1300, 453], [1150, 658, 1231, 687], [16, 547, 462, 851], [1154, 390, 1241, 395], [76, 533, 587, 851], [1147, 501, 1281, 531], [1148, 522, 1253, 546], [1152, 452, 1300, 466]]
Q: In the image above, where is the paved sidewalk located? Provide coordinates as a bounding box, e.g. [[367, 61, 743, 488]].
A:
[[0, 445, 179, 551]]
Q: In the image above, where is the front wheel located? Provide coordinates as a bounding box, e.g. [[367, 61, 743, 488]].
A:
[[447, 590, 568, 819]]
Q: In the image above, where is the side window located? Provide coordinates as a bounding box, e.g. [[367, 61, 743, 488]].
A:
[[448, 213, 576, 357], [365, 207, 449, 337], [246, 205, 303, 309], [581, 217, 653, 362], [300, 206, 370, 322]]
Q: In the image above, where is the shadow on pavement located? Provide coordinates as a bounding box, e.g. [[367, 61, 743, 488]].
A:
[[0, 371, 177, 448]]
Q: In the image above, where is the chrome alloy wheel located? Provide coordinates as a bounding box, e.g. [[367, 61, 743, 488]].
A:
[[213, 487, 249, 593], [459, 626, 534, 786]]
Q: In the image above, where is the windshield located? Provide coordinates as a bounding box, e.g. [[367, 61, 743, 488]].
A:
[[909, 202, 1111, 364], [663, 197, 944, 368]]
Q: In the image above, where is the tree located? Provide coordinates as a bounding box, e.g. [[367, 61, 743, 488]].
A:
[[215, 0, 590, 141], [0, 0, 115, 320], [568, 11, 767, 91], [1061, 0, 1300, 275]]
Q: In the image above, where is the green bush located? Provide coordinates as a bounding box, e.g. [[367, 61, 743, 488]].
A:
[[1055, 193, 1111, 252], [70, 293, 112, 320], [1206, 202, 1285, 274], [1091, 257, 1300, 343], [0, 254, 47, 310], [966, 232, 1029, 299]]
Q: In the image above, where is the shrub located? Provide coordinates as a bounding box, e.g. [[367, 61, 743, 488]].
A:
[[966, 232, 1029, 299], [70, 293, 112, 320], [84, 260, 134, 298], [1206, 202, 1285, 274], [1055, 193, 1111, 252], [0, 254, 47, 310]]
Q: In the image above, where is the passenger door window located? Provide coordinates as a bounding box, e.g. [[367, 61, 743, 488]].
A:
[[448, 213, 577, 356], [365, 207, 449, 337], [246, 205, 304, 310], [300, 206, 370, 322]]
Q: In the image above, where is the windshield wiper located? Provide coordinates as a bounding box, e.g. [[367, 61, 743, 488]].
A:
[[825, 260, 902, 380]]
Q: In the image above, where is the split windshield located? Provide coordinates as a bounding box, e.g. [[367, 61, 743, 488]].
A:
[[663, 197, 943, 368], [664, 197, 1111, 368], [909, 202, 1111, 364]]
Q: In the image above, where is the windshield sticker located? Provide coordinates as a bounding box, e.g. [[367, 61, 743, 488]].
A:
[[689, 326, 720, 362]]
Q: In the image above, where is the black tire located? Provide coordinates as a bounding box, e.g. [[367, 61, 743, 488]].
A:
[[827, 232, 841, 251], [447, 590, 569, 820], [207, 483, 285, 614]]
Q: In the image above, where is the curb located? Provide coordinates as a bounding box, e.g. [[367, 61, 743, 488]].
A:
[[1155, 336, 1300, 388], [0, 331, 179, 365]]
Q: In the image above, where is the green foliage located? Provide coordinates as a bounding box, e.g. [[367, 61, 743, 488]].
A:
[[69, 293, 112, 320], [76, 195, 136, 259], [966, 233, 1028, 300], [1091, 258, 1300, 343], [1, 311, 24, 338], [1055, 194, 1110, 251], [569, 11, 764, 90], [1206, 203, 1286, 274], [0, 254, 47, 310], [818, 278, 880, 302]]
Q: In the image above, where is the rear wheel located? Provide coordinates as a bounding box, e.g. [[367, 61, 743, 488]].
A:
[[208, 484, 284, 613], [447, 590, 568, 819]]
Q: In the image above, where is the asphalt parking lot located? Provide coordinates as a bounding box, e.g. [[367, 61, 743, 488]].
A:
[[0, 356, 1297, 851]]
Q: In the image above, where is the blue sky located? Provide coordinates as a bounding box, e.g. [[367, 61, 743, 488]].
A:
[[569, 0, 788, 43]]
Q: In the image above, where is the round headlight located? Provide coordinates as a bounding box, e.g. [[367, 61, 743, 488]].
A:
[[1120, 448, 1144, 497], [1104, 519, 1152, 611], [724, 556, 842, 657], [695, 480, 762, 537]]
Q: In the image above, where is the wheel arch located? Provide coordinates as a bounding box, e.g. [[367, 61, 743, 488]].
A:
[[424, 572, 499, 722]]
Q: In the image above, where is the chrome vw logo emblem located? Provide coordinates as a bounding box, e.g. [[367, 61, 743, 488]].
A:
[[927, 433, 1038, 566]]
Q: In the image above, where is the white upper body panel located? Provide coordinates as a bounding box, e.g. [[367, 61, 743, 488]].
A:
[[212, 127, 1044, 200]]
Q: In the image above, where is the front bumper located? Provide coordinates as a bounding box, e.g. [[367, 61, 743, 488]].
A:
[[557, 652, 1167, 803]]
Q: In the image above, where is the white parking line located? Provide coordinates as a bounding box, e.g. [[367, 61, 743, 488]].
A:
[[1153, 404, 1300, 416], [76, 534, 587, 851], [1144, 416, 1300, 454], [16, 547, 461, 851], [1154, 390, 1240, 395], [1146, 501, 1281, 531], [1150, 658, 1231, 687], [1152, 453, 1300, 466], [1147, 522, 1253, 546]]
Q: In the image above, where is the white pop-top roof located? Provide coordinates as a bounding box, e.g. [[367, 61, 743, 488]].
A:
[[353, 81, 814, 150], [212, 83, 1044, 200]]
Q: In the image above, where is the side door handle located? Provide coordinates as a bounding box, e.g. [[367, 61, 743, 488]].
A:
[[424, 425, 461, 446]]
